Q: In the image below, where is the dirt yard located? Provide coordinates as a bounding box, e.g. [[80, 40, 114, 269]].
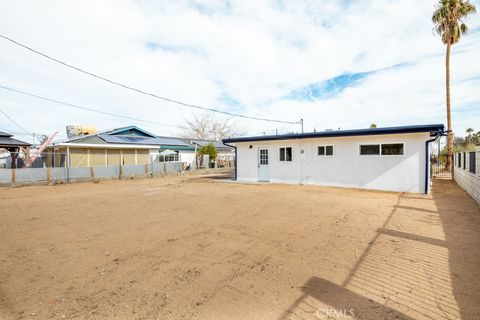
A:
[[1, 175, 479, 320]]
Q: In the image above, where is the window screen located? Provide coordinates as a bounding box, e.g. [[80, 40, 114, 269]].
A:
[[285, 147, 292, 161], [280, 147, 292, 162], [469, 152, 476, 174], [360, 145, 380, 155], [381, 143, 404, 155], [326, 146, 333, 156], [318, 145, 334, 156]]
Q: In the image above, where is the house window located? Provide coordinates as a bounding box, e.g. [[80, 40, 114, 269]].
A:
[[360, 144, 380, 155], [463, 152, 466, 170], [318, 145, 334, 156], [469, 152, 476, 174], [381, 143, 404, 155], [159, 153, 179, 162], [259, 149, 268, 165], [458, 153, 462, 168], [279, 147, 292, 162], [360, 143, 404, 156]]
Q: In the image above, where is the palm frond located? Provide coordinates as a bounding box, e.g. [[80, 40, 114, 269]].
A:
[[432, 0, 476, 45]]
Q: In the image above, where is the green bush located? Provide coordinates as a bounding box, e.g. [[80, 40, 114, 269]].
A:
[[197, 143, 217, 160]]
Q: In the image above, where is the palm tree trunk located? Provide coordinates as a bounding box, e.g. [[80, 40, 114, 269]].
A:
[[445, 41, 453, 173]]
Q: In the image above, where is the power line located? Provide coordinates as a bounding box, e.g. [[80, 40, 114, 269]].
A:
[[0, 127, 29, 136], [0, 110, 47, 143], [0, 85, 183, 129], [0, 33, 300, 125], [0, 108, 33, 135]]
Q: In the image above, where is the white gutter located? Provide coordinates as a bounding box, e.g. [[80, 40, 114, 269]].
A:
[[50, 143, 160, 149]]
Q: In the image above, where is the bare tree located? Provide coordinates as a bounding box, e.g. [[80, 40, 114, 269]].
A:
[[181, 113, 246, 140]]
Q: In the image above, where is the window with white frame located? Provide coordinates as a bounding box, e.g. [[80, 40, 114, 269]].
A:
[[318, 145, 334, 156], [259, 149, 268, 165], [279, 147, 292, 162], [159, 153, 179, 162], [360, 144, 380, 155], [360, 143, 404, 156], [381, 143, 404, 155]]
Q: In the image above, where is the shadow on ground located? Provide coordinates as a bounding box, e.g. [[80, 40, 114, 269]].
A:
[[279, 179, 480, 320], [187, 173, 235, 182]]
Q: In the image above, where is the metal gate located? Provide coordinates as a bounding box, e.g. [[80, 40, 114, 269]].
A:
[[430, 136, 453, 180]]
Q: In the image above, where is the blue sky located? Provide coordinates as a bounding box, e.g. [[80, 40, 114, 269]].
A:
[[285, 72, 373, 101], [0, 0, 479, 140]]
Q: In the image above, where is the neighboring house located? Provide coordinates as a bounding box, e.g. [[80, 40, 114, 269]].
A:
[[223, 124, 444, 194], [45, 126, 233, 169], [46, 126, 194, 168], [157, 136, 234, 168], [0, 131, 31, 168]]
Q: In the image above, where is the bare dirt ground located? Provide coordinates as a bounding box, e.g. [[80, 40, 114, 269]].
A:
[[1, 175, 479, 320]]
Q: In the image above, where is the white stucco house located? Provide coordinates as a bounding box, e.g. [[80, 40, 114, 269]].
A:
[[223, 124, 444, 194]]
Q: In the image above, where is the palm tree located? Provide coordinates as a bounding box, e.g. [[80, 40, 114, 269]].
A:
[[465, 127, 474, 143], [432, 0, 476, 172]]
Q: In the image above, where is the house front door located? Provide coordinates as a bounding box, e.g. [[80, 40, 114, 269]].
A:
[[258, 148, 269, 182]]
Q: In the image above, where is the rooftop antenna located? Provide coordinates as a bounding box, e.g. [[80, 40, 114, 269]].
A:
[[300, 119, 304, 133]]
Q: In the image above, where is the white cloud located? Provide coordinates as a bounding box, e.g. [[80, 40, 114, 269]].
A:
[[0, 0, 479, 141]]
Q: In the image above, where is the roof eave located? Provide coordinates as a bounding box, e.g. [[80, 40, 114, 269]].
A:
[[223, 124, 445, 143], [49, 143, 161, 149]]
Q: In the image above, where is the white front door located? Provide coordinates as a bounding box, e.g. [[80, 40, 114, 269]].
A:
[[299, 145, 310, 184], [258, 148, 269, 182]]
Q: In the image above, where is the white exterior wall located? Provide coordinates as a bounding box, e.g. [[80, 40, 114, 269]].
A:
[[179, 151, 196, 167], [454, 147, 480, 205], [236, 132, 431, 194]]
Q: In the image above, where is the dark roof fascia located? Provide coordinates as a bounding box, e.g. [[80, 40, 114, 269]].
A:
[[223, 124, 445, 143]]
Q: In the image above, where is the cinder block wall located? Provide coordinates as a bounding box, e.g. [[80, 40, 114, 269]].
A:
[[454, 146, 480, 205]]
